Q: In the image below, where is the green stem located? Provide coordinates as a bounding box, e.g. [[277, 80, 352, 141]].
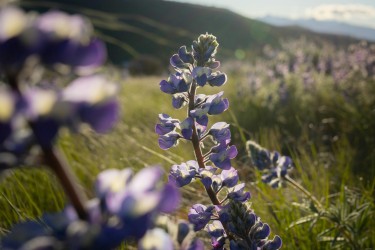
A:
[[285, 175, 323, 211]]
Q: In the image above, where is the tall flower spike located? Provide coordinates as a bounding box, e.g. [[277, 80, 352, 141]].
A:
[[158, 34, 281, 249]]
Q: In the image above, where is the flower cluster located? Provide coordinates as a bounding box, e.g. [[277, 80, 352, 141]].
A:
[[157, 34, 282, 249], [0, 7, 118, 170], [0, 75, 119, 169], [0, 7, 105, 76], [1, 6, 187, 250], [246, 141, 293, 188], [2, 166, 180, 250]]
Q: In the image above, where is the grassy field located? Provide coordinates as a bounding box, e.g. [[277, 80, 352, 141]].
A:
[[1, 58, 374, 248]]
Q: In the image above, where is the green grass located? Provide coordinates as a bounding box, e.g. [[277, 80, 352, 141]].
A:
[[0, 74, 374, 249]]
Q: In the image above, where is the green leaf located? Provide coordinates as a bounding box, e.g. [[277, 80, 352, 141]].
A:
[[289, 214, 318, 228]]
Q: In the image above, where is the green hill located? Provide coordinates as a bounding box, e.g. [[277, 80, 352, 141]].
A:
[[20, 0, 357, 64]]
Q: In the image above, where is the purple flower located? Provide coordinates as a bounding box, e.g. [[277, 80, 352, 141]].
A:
[[206, 91, 229, 115], [36, 11, 106, 70], [0, 7, 43, 74], [209, 122, 231, 142], [97, 166, 180, 213], [95, 166, 180, 238], [169, 160, 199, 187], [172, 93, 187, 109], [178, 117, 193, 139], [192, 66, 211, 87], [158, 132, 181, 150], [188, 204, 215, 231], [263, 236, 283, 250], [155, 113, 179, 135], [221, 167, 239, 188], [0, 75, 119, 152], [209, 145, 237, 170], [190, 92, 229, 119], [0, 7, 106, 74], [178, 45, 194, 64], [207, 71, 227, 87], [198, 165, 218, 188], [247, 141, 272, 170], [227, 183, 250, 202], [261, 155, 293, 188], [4, 166, 180, 249], [160, 73, 191, 94], [206, 220, 225, 239], [62, 75, 119, 133], [170, 53, 191, 70]]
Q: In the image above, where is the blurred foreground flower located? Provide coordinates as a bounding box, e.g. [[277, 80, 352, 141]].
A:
[[0, 6, 106, 76], [2, 166, 180, 250], [0, 75, 119, 170]]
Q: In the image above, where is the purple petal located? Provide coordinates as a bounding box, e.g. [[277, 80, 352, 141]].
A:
[[159, 182, 181, 213], [221, 167, 239, 187], [263, 236, 282, 250], [95, 168, 133, 198], [227, 145, 238, 159], [172, 94, 187, 109], [196, 73, 207, 87], [178, 46, 193, 64], [67, 38, 106, 69], [129, 166, 164, 193], [160, 80, 175, 94], [158, 132, 180, 150], [0, 122, 11, 144], [206, 221, 225, 238], [170, 54, 185, 68], [208, 98, 229, 115], [208, 72, 227, 87], [254, 223, 271, 239], [80, 99, 119, 133]]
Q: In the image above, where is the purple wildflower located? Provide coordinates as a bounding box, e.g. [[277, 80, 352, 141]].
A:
[[220, 167, 239, 188], [155, 113, 179, 136], [227, 183, 250, 202], [209, 122, 231, 142], [188, 204, 215, 231], [169, 160, 199, 187], [158, 132, 181, 150], [209, 145, 238, 170], [159, 72, 191, 94]]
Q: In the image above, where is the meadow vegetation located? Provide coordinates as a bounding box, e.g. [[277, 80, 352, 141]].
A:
[[0, 5, 374, 247]]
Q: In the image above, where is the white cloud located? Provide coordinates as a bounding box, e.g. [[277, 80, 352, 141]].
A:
[[306, 4, 375, 21]]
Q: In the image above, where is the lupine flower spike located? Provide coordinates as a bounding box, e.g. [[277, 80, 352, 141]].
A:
[[157, 34, 282, 249]]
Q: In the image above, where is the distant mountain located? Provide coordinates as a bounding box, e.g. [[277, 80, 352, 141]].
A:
[[21, 0, 359, 64], [258, 16, 375, 42]]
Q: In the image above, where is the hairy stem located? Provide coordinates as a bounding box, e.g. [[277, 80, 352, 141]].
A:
[[188, 82, 220, 205], [188, 79, 235, 240]]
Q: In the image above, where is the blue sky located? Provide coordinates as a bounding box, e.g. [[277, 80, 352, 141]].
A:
[[170, 0, 375, 28]]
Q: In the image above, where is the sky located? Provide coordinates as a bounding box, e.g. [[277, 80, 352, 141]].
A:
[[170, 0, 375, 28]]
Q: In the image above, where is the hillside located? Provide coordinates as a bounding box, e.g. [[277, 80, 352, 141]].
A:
[[20, 0, 358, 64]]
